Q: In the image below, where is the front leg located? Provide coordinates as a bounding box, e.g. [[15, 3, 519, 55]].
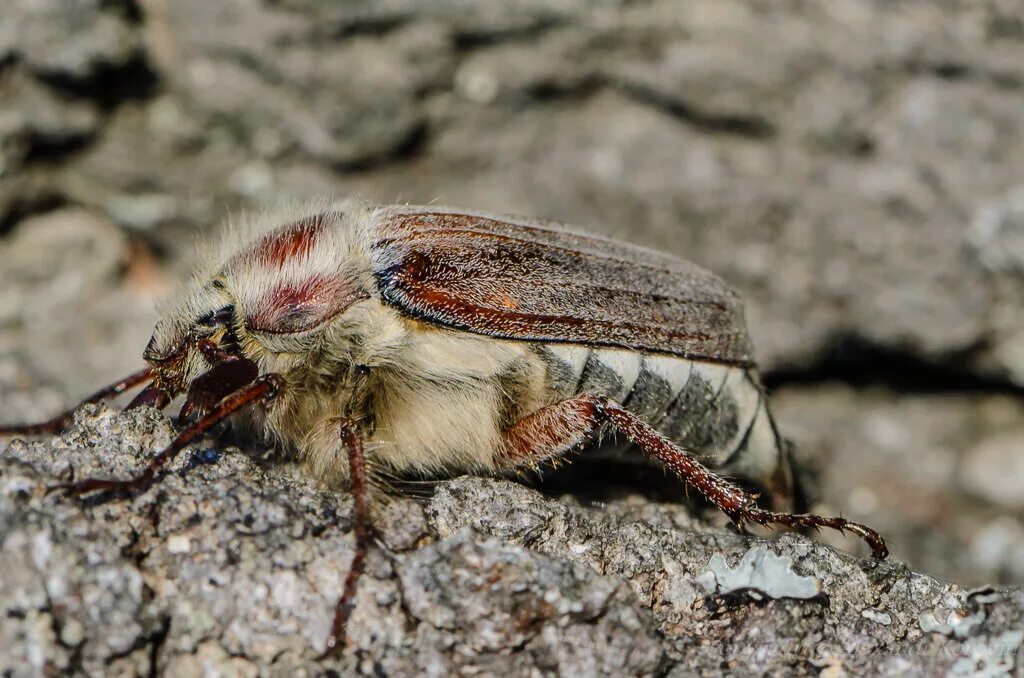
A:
[[321, 419, 372, 658], [502, 394, 888, 559], [51, 374, 283, 498]]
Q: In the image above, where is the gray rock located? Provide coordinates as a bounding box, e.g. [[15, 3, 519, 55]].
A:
[[1, 0, 1021, 383], [0, 209, 154, 421], [0, 407, 1022, 675], [0, 0, 139, 78], [961, 429, 1024, 509]]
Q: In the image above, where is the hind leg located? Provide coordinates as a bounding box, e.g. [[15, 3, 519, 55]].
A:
[[501, 394, 888, 559]]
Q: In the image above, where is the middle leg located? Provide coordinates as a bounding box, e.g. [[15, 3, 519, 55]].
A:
[[321, 419, 372, 658]]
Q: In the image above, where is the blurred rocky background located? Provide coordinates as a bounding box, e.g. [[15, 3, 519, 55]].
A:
[[2, 0, 1023, 675]]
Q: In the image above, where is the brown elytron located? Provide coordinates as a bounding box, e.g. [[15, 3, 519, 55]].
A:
[[374, 207, 755, 366], [0, 204, 888, 661]]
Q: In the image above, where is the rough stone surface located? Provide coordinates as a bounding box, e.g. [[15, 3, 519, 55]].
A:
[[0, 408, 664, 676], [1, 408, 1022, 676], [2, 0, 1024, 675]]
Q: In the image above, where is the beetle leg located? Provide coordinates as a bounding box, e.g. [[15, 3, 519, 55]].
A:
[[320, 419, 371, 659], [125, 382, 173, 412], [502, 394, 889, 560], [0, 366, 157, 436], [178, 355, 260, 425], [48, 374, 283, 498]]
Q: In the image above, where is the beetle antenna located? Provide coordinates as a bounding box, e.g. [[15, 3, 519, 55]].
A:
[[0, 366, 156, 437]]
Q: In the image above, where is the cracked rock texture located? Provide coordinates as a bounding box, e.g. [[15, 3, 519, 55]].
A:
[[2, 0, 1024, 675], [2, 408, 1024, 676]]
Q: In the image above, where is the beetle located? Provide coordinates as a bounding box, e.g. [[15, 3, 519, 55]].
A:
[[0, 203, 888, 655]]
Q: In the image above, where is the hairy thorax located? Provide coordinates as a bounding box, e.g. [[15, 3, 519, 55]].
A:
[[256, 299, 544, 484]]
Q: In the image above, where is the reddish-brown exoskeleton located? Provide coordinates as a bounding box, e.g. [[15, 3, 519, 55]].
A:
[[0, 204, 888, 656]]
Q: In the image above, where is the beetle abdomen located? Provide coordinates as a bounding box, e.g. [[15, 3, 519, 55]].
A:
[[532, 344, 784, 482]]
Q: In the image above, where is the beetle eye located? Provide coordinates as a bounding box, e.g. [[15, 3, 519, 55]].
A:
[[197, 304, 235, 328]]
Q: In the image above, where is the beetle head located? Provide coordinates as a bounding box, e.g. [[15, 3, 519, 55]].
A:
[[132, 277, 250, 415], [135, 211, 371, 415]]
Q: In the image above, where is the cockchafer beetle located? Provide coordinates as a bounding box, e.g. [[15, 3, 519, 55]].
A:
[[1, 203, 888, 655]]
